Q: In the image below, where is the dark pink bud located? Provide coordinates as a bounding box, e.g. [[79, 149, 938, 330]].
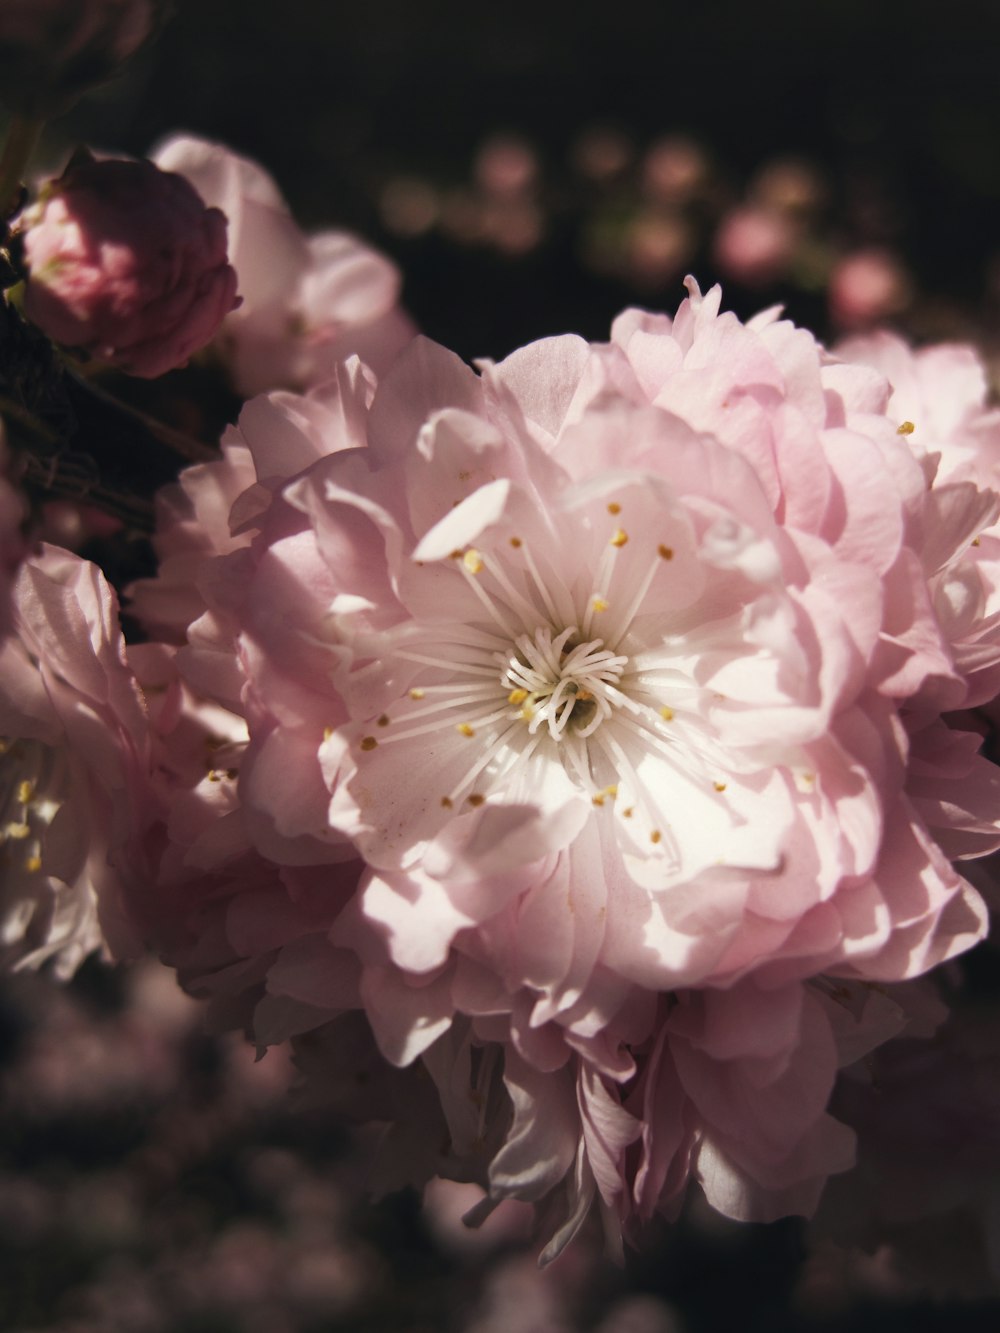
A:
[[21, 155, 241, 378]]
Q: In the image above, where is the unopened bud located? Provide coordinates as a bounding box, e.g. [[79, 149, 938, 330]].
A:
[[20, 154, 241, 378]]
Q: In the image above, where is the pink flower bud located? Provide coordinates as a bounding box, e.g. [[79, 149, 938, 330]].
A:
[[829, 248, 912, 329], [0, 0, 162, 117], [713, 204, 798, 285], [21, 155, 241, 379]]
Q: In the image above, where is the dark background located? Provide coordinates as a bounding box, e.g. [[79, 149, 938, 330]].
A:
[[53, 0, 1000, 360]]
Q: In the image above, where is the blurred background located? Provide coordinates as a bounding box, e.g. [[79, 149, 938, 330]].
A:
[[4, 1, 1000, 1328], [31, 0, 1000, 363]]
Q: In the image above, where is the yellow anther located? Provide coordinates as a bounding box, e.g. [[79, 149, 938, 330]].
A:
[[467, 793, 485, 807], [409, 688, 426, 700], [518, 705, 535, 721], [449, 548, 464, 559], [323, 726, 334, 741], [6, 823, 30, 840], [508, 688, 529, 705], [576, 688, 593, 701], [657, 544, 674, 560], [17, 781, 34, 805], [360, 736, 378, 751], [25, 854, 42, 874], [607, 502, 621, 515], [622, 806, 634, 819], [610, 528, 628, 548], [896, 420, 915, 435], [650, 829, 662, 844], [659, 705, 674, 721], [377, 714, 390, 727], [509, 536, 523, 548], [713, 781, 727, 792], [440, 796, 453, 809], [591, 595, 609, 613], [457, 723, 476, 737], [463, 549, 484, 575], [592, 793, 606, 807]]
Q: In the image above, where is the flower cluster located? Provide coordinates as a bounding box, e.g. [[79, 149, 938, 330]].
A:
[[12, 273, 993, 1258], [3, 87, 1000, 1272]]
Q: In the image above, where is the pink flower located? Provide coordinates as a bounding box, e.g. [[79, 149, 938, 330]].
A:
[[21, 155, 240, 378], [283, 973, 896, 1258], [125, 431, 258, 642], [836, 330, 1000, 496], [0, 546, 152, 977], [115, 629, 364, 1052], [129, 364, 382, 868], [836, 331, 1000, 708], [828, 249, 911, 329], [296, 285, 988, 1011], [712, 204, 798, 286], [127, 279, 1000, 1259], [152, 135, 416, 394]]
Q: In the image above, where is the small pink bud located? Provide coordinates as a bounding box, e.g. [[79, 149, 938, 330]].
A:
[[21, 155, 241, 379], [829, 248, 912, 329], [713, 204, 797, 286], [474, 135, 538, 197]]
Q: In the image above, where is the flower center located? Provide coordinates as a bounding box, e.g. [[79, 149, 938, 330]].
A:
[[500, 625, 628, 740], [348, 513, 745, 846]]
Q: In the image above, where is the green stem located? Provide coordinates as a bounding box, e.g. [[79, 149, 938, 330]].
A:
[[0, 116, 43, 219]]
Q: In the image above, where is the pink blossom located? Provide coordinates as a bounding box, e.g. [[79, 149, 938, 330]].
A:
[[125, 432, 257, 642], [128, 279, 1000, 1254], [712, 204, 798, 286], [0, 546, 152, 976], [283, 973, 900, 1259], [309, 285, 988, 1003], [118, 636, 364, 1051], [152, 135, 416, 394], [828, 249, 911, 329], [129, 363, 380, 867], [836, 330, 1000, 496], [21, 154, 240, 378], [836, 331, 1000, 707]]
